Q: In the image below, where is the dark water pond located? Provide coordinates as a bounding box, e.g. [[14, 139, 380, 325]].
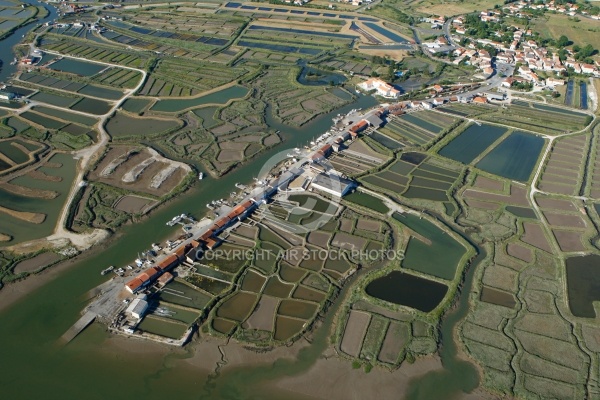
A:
[[566, 254, 600, 318], [365, 270, 448, 312]]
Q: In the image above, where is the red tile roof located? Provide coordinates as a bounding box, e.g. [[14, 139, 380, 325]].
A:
[[214, 217, 230, 228], [125, 278, 144, 292], [241, 200, 254, 209], [199, 230, 214, 241], [205, 237, 220, 249], [158, 254, 179, 270], [350, 120, 368, 133]]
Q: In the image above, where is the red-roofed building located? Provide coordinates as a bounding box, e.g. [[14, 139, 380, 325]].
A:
[[473, 96, 488, 104], [311, 152, 324, 161], [205, 237, 221, 250], [319, 144, 332, 156], [138, 266, 160, 283], [157, 254, 179, 271], [173, 243, 192, 261], [241, 200, 254, 210], [349, 120, 368, 134], [125, 278, 144, 293], [199, 230, 214, 241], [124, 266, 161, 293], [232, 204, 245, 215], [214, 217, 230, 229]]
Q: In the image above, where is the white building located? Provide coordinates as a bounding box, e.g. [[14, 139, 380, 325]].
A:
[[0, 91, 15, 102], [310, 173, 355, 197], [358, 78, 400, 98], [126, 298, 148, 319]]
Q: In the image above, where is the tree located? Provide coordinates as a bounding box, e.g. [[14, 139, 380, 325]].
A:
[[386, 64, 395, 81], [557, 35, 571, 47]]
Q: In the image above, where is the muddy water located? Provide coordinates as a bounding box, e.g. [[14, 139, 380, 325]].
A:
[[0, 93, 378, 399]]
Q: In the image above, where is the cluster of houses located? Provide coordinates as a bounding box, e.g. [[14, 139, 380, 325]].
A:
[[504, 0, 597, 19], [448, 3, 600, 86], [124, 200, 257, 294]]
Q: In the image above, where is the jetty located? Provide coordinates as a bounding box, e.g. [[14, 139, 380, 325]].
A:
[[61, 311, 96, 343]]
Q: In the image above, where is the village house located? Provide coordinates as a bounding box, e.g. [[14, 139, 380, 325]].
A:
[[358, 78, 400, 98]]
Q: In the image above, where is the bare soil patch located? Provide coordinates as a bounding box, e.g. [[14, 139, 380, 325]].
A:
[[543, 212, 587, 229], [480, 286, 516, 308], [219, 141, 247, 151], [306, 231, 331, 249], [340, 310, 371, 357], [242, 295, 278, 332], [538, 182, 573, 195], [473, 175, 504, 192], [90, 146, 188, 197], [233, 224, 258, 240], [541, 173, 578, 186], [521, 222, 553, 253], [113, 195, 156, 214], [549, 154, 581, 165], [263, 133, 280, 146], [553, 229, 587, 252], [378, 321, 408, 364], [217, 150, 243, 163], [339, 218, 354, 233], [464, 184, 528, 206], [537, 197, 578, 211], [356, 219, 381, 232], [507, 242, 533, 263], [331, 232, 367, 252], [13, 252, 61, 274], [543, 166, 579, 178]]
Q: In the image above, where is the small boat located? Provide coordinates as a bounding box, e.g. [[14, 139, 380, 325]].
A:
[[101, 266, 114, 275], [198, 172, 204, 180], [135, 258, 143, 267]]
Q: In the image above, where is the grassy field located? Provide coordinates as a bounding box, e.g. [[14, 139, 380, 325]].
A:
[[531, 13, 599, 47], [411, 0, 503, 17]]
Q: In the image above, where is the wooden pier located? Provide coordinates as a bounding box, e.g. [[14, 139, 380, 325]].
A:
[[61, 311, 97, 343]]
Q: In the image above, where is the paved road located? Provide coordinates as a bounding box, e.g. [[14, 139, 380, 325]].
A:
[[443, 17, 459, 48]]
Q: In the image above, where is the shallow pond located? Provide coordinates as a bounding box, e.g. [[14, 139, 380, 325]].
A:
[[393, 212, 465, 280], [365, 271, 448, 312], [439, 124, 506, 164], [49, 58, 106, 76], [476, 131, 544, 182], [344, 191, 389, 213], [122, 98, 151, 114]]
